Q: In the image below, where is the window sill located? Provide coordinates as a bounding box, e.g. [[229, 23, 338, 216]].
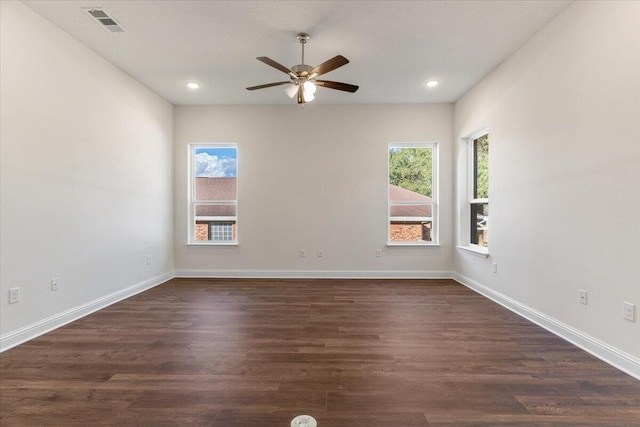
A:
[[456, 245, 489, 258], [387, 242, 440, 247], [187, 242, 238, 246]]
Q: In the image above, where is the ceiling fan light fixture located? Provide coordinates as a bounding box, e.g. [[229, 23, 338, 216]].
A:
[[284, 83, 298, 98], [302, 89, 315, 103], [303, 81, 316, 95]]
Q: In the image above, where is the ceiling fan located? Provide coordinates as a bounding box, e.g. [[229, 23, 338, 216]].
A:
[[247, 33, 359, 105]]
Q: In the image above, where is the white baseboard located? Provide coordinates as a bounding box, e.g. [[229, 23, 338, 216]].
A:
[[0, 272, 174, 353], [174, 269, 454, 279], [452, 273, 640, 381]]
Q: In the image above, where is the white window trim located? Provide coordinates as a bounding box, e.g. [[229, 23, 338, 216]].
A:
[[187, 143, 238, 246], [195, 216, 237, 222], [387, 142, 439, 247], [460, 128, 489, 253], [456, 245, 489, 258], [188, 240, 238, 247], [389, 216, 433, 222]]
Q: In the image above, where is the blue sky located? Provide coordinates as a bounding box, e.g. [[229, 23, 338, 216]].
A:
[[194, 147, 237, 177]]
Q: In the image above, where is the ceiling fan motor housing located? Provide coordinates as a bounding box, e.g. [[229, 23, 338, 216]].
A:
[[291, 64, 313, 77]]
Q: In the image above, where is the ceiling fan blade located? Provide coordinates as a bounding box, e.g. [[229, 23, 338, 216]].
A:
[[315, 80, 359, 93], [256, 57, 295, 77], [246, 81, 290, 91], [310, 55, 349, 77]]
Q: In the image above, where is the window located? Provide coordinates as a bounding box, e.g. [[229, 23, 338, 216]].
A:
[[210, 222, 234, 241], [469, 132, 489, 248], [388, 143, 438, 245], [188, 144, 238, 244]]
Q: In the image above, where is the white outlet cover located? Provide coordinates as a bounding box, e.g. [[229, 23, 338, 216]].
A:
[[623, 302, 635, 322], [579, 290, 588, 305]]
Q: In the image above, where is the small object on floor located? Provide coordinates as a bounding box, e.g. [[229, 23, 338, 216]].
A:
[[291, 414, 317, 427]]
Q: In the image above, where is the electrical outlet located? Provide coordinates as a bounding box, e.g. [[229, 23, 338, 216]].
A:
[[300, 249, 306, 258], [146, 255, 152, 265], [317, 249, 324, 258], [492, 262, 498, 273], [9, 288, 20, 304], [579, 290, 588, 305], [51, 278, 58, 291], [623, 302, 635, 322], [376, 249, 382, 258]]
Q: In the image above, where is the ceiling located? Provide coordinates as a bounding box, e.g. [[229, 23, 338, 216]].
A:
[[24, 0, 572, 105]]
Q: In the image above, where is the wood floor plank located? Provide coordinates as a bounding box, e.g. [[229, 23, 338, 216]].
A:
[[1, 278, 639, 426]]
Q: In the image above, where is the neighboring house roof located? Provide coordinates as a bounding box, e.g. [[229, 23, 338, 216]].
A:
[[195, 205, 236, 217], [195, 177, 236, 217], [196, 177, 236, 200], [194, 178, 431, 219], [389, 184, 433, 218]]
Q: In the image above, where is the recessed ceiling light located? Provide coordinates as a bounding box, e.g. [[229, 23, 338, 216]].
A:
[[425, 80, 439, 88], [186, 82, 200, 90]]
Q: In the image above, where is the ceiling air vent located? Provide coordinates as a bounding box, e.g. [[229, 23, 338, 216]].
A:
[[84, 8, 124, 33]]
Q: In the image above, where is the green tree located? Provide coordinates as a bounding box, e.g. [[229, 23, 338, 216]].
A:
[[389, 147, 433, 197], [474, 134, 489, 199]]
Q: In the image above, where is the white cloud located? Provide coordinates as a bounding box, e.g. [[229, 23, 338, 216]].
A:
[[195, 152, 237, 177]]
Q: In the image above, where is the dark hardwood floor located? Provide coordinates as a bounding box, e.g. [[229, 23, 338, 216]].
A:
[[1, 278, 639, 426]]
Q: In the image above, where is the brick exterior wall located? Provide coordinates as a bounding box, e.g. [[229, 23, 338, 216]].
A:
[[390, 222, 431, 242], [195, 223, 209, 241], [198, 221, 426, 243], [195, 222, 237, 241]]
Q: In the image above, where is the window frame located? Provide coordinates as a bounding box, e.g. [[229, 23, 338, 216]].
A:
[[187, 143, 238, 246], [467, 129, 489, 252], [387, 142, 439, 247]]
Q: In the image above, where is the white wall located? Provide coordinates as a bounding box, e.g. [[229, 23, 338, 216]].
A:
[[454, 0, 640, 369], [174, 105, 453, 276], [0, 1, 174, 347]]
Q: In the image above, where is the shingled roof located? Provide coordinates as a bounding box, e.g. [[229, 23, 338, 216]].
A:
[[389, 184, 433, 217], [195, 177, 237, 217], [195, 177, 236, 201], [194, 178, 431, 218]]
